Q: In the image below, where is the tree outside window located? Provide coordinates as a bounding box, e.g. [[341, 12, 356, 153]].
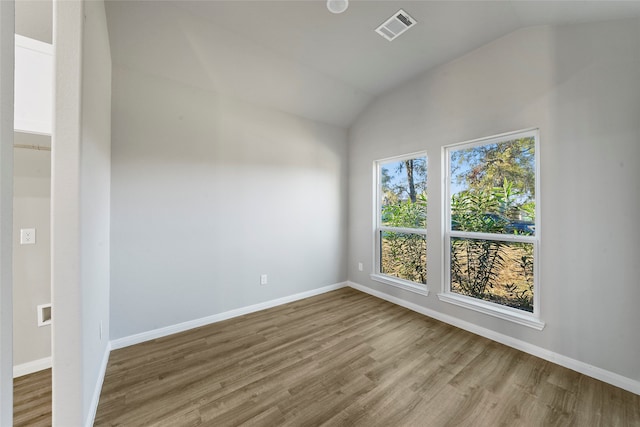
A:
[[375, 154, 427, 287], [445, 130, 539, 315]]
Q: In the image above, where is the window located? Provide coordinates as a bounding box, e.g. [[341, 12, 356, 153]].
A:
[[373, 153, 428, 295], [440, 129, 543, 329]]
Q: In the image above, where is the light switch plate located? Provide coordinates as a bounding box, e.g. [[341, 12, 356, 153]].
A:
[[20, 228, 36, 245]]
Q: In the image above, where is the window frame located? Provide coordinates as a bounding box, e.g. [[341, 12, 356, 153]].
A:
[[439, 129, 544, 330], [371, 151, 429, 296]]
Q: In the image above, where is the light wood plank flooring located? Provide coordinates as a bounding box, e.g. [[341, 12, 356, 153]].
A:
[[95, 288, 640, 426], [13, 368, 52, 427]]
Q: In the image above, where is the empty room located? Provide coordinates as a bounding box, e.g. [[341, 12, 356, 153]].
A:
[[2, 0, 640, 426]]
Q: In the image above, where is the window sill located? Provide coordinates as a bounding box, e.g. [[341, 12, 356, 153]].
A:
[[370, 274, 429, 296], [437, 292, 545, 330]]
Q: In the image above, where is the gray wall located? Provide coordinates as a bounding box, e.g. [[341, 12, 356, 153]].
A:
[[13, 0, 53, 370], [13, 133, 51, 367], [15, 0, 52, 44], [0, 2, 15, 421], [110, 67, 348, 339], [348, 19, 640, 382]]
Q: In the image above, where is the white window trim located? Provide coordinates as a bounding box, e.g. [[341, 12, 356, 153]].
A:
[[440, 128, 543, 330], [371, 273, 429, 296], [373, 151, 428, 294], [436, 292, 544, 330]]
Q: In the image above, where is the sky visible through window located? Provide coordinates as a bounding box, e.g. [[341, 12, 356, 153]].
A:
[[380, 157, 427, 206], [449, 138, 536, 223]]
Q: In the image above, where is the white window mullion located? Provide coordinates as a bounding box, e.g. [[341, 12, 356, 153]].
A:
[[380, 226, 427, 236], [448, 230, 535, 244]]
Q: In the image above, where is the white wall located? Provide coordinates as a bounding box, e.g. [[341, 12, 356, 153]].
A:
[[110, 66, 348, 340], [52, 1, 83, 423], [348, 18, 640, 384], [80, 0, 111, 421], [14, 36, 53, 135], [13, 133, 51, 368], [52, 0, 111, 425], [0, 1, 14, 423]]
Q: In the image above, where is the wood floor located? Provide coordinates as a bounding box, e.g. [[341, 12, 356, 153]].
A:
[[13, 368, 52, 427], [95, 288, 639, 426]]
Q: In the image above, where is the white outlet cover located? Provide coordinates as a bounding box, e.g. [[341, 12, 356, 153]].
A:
[[20, 228, 36, 245]]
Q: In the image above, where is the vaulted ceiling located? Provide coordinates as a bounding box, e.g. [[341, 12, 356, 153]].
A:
[[106, 1, 640, 128]]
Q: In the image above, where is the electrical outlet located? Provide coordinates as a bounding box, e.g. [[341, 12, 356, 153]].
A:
[[260, 274, 268, 285], [37, 303, 51, 326], [358, 262, 363, 272], [20, 228, 36, 245]]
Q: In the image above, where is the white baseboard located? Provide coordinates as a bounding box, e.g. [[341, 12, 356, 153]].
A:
[[348, 281, 640, 396], [111, 282, 347, 350], [85, 341, 111, 427], [13, 356, 51, 378]]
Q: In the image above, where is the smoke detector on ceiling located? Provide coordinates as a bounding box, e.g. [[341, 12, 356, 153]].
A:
[[375, 9, 416, 41], [327, 0, 348, 14]]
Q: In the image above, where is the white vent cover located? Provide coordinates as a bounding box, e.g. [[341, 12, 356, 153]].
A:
[[375, 9, 416, 41]]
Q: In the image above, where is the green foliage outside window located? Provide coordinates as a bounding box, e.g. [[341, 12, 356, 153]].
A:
[[450, 181, 534, 311], [382, 193, 427, 228], [449, 134, 537, 313], [379, 157, 427, 284], [381, 231, 426, 284], [380, 193, 427, 284]]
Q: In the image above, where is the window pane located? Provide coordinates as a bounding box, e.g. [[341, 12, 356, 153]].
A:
[[381, 157, 427, 229], [450, 138, 535, 235], [450, 237, 534, 312], [380, 231, 426, 284]]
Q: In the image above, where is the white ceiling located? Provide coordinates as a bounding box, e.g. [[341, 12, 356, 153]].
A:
[[105, 1, 640, 128]]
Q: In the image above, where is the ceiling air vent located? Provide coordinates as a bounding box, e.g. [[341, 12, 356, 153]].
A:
[[375, 9, 416, 41]]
